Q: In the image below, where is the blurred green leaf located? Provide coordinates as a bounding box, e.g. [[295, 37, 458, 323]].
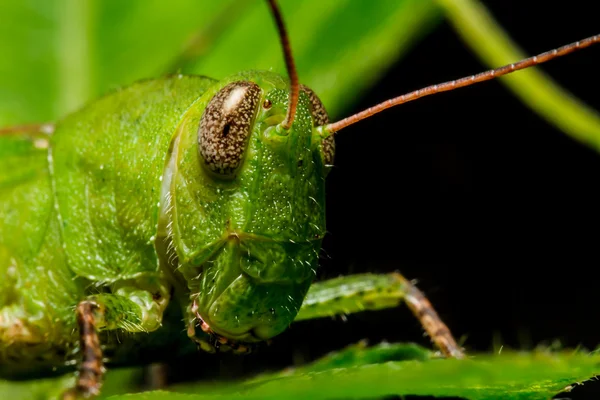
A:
[[4, 343, 597, 400], [0, 367, 140, 400], [0, 0, 232, 124], [178, 0, 441, 118], [104, 344, 600, 400], [3, 343, 598, 399], [0, 0, 440, 125], [3, 0, 596, 150], [0, 0, 598, 146]]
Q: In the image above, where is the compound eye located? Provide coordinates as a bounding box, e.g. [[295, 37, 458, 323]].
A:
[[198, 81, 261, 176], [300, 85, 335, 166]]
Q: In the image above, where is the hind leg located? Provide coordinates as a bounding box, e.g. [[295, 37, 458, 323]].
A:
[[295, 272, 464, 358]]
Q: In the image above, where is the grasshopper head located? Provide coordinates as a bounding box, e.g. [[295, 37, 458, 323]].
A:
[[169, 71, 334, 350]]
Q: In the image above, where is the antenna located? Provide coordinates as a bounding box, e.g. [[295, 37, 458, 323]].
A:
[[318, 34, 600, 137], [266, 0, 299, 131]]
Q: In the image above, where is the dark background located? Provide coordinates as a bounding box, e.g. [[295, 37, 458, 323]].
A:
[[155, 1, 600, 398], [323, 1, 600, 357], [318, 1, 600, 398]]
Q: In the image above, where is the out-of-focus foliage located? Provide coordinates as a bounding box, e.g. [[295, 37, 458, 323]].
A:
[[0, 0, 440, 125], [2, 343, 599, 400], [1, 1, 598, 149], [110, 343, 600, 400]]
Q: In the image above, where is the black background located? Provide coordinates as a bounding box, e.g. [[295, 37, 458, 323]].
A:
[[323, 1, 600, 358], [319, 2, 600, 398], [159, 2, 600, 398]]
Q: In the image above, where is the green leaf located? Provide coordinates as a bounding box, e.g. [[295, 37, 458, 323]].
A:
[[0, 0, 598, 148], [0, 367, 140, 400], [0, 0, 439, 125], [4, 344, 597, 399], [0, 0, 244, 124], [100, 344, 600, 400], [177, 0, 441, 119]]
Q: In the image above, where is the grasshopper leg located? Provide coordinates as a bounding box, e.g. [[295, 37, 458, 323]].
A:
[[62, 301, 104, 399], [295, 272, 464, 359], [63, 281, 170, 399]]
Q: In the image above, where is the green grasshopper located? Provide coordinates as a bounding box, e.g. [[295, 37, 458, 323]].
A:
[[0, 0, 598, 398]]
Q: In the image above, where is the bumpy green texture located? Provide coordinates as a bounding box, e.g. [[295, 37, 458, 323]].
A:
[[0, 76, 216, 375], [296, 273, 409, 321], [171, 71, 327, 341], [52, 76, 215, 282], [0, 70, 331, 379], [0, 132, 81, 376]]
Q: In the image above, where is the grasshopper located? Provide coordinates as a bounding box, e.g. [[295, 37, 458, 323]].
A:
[[0, 1, 598, 398]]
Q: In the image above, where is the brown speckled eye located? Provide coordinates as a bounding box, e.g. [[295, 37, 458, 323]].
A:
[[300, 85, 335, 166], [198, 81, 261, 176]]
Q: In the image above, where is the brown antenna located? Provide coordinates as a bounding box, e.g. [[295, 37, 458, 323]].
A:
[[266, 0, 299, 130], [319, 34, 600, 137]]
